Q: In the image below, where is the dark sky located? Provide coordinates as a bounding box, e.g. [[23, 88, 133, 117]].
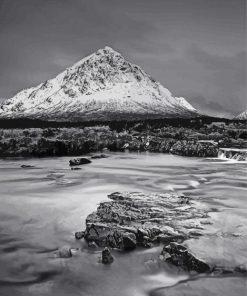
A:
[[0, 0, 246, 117]]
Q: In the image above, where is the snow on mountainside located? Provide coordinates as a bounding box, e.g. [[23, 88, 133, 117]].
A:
[[0, 46, 198, 121], [235, 110, 247, 120]]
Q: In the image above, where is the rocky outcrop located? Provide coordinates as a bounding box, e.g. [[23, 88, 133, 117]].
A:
[[74, 191, 247, 273], [80, 192, 210, 251]]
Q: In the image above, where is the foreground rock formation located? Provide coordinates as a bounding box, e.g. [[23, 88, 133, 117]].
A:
[[81, 192, 209, 250], [74, 191, 247, 275], [75, 192, 213, 270]]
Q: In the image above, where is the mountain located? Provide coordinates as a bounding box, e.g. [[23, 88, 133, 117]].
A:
[[234, 110, 247, 120], [0, 46, 198, 121]]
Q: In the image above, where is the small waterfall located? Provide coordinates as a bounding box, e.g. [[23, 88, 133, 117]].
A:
[[218, 148, 247, 161]]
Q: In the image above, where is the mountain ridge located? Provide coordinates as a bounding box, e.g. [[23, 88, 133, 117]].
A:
[[0, 46, 198, 121]]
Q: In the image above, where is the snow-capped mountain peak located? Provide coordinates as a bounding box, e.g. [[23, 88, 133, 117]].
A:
[[0, 46, 198, 121], [234, 110, 247, 120]]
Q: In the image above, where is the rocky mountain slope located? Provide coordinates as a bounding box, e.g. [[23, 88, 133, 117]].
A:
[[235, 110, 247, 120], [0, 47, 198, 121]]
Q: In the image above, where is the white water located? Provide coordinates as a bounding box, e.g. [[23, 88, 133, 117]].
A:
[[0, 152, 246, 296], [218, 148, 247, 161]]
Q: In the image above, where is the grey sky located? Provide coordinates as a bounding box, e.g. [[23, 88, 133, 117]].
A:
[[0, 0, 246, 117]]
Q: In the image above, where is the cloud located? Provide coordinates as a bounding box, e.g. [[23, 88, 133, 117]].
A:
[[186, 45, 246, 114], [188, 95, 235, 118]]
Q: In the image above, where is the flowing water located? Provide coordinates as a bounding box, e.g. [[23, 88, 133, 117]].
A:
[[0, 152, 246, 296]]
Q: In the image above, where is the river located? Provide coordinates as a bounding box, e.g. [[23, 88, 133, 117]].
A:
[[0, 152, 246, 296]]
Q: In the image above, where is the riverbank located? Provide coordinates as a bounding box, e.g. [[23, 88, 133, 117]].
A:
[[0, 120, 246, 158]]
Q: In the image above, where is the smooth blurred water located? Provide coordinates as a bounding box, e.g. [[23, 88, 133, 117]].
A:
[[0, 152, 246, 296]]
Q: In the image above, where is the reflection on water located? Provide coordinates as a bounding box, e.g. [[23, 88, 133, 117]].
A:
[[0, 152, 246, 296]]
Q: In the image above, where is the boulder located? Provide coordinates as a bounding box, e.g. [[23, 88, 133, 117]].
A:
[[161, 242, 211, 273], [75, 231, 85, 240], [21, 164, 35, 168], [56, 246, 72, 258], [69, 158, 92, 166], [101, 247, 114, 264]]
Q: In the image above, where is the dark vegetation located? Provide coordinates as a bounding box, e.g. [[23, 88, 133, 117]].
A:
[[0, 117, 246, 158], [0, 116, 245, 130]]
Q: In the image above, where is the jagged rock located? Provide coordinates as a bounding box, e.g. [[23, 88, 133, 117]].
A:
[[81, 192, 210, 250], [75, 231, 85, 240], [69, 158, 92, 166], [101, 247, 114, 264], [91, 153, 108, 159], [161, 242, 211, 273]]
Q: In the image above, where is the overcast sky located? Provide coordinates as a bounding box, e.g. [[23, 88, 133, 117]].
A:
[[0, 0, 246, 117]]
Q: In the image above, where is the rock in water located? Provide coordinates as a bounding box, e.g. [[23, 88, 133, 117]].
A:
[[161, 242, 211, 273], [21, 164, 35, 168], [82, 192, 210, 250], [101, 247, 114, 264], [75, 231, 85, 240], [69, 158, 92, 166], [57, 246, 72, 258]]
